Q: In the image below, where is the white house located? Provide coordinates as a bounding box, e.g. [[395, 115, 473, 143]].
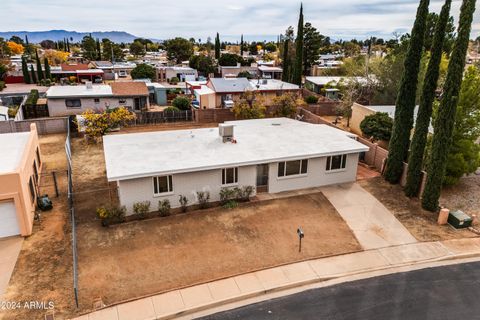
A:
[[103, 118, 369, 214], [46, 82, 149, 116]]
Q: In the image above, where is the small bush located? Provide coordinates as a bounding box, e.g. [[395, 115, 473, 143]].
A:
[[223, 200, 238, 209], [172, 96, 191, 111], [304, 95, 319, 104], [196, 191, 210, 209], [96, 205, 126, 226], [0, 81, 5, 91], [133, 201, 151, 220], [164, 106, 181, 112], [220, 188, 237, 205], [179, 195, 188, 213], [220, 186, 255, 205], [360, 112, 394, 141], [170, 76, 180, 84], [26, 89, 39, 106], [240, 186, 255, 201], [158, 199, 171, 217]]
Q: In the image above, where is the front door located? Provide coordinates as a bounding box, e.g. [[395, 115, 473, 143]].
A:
[[256, 164, 269, 193]]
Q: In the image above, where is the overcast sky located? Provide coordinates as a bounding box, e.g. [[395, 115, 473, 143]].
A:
[[2, 0, 479, 41]]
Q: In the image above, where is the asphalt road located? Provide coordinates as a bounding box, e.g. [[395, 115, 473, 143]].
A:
[[198, 261, 480, 320]]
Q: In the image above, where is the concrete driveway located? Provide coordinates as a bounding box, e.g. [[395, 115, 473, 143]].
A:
[[321, 183, 417, 249], [0, 237, 23, 299]]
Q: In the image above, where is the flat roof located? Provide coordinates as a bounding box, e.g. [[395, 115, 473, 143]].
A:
[[306, 76, 367, 86], [103, 118, 369, 181], [250, 79, 299, 91], [0, 132, 30, 174], [46, 85, 113, 98]]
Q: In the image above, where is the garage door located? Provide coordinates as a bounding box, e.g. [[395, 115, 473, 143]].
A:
[[0, 201, 20, 238]]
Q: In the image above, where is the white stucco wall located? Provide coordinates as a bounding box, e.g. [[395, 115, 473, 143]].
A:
[[116, 153, 360, 215], [118, 165, 257, 215], [268, 153, 360, 194], [47, 97, 134, 117]]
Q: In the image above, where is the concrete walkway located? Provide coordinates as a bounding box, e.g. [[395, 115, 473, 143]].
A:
[[320, 183, 417, 249], [73, 238, 480, 320], [0, 237, 23, 300]]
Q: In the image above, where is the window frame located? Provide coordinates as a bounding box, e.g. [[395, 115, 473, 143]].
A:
[[36, 147, 41, 166], [152, 175, 173, 196], [29, 177, 36, 203], [326, 154, 348, 172], [94, 98, 100, 104], [222, 167, 239, 186], [65, 99, 82, 108], [277, 159, 309, 178]]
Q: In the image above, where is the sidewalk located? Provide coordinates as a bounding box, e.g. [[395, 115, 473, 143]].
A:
[[73, 237, 480, 320]]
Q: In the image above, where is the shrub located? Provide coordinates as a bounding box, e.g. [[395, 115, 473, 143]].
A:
[[164, 106, 181, 112], [170, 76, 180, 84], [220, 188, 237, 205], [240, 185, 255, 201], [172, 96, 191, 110], [179, 195, 188, 213], [8, 105, 19, 118], [96, 205, 126, 226], [0, 81, 5, 91], [220, 186, 255, 205], [133, 201, 151, 220], [158, 199, 171, 217], [304, 95, 319, 104], [26, 89, 39, 106], [360, 112, 394, 141], [196, 191, 210, 209], [223, 200, 238, 209], [131, 63, 156, 80]]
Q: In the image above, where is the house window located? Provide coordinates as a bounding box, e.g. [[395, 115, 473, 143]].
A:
[[278, 160, 308, 177], [119, 99, 127, 104], [65, 99, 81, 108], [94, 98, 100, 104], [36, 147, 41, 166], [222, 167, 238, 185], [153, 175, 173, 195], [33, 161, 38, 182], [29, 177, 35, 203], [326, 154, 347, 171]]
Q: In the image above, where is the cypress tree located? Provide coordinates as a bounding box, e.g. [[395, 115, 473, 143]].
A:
[[44, 57, 51, 80], [281, 38, 290, 82], [67, 38, 70, 52], [21, 56, 31, 84], [215, 33, 220, 60], [96, 38, 102, 60], [292, 3, 304, 86], [25, 35, 30, 56], [240, 34, 244, 56], [422, 0, 476, 211], [30, 64, 37, 84], [404, 0, 452, 198], [384, 0, 430, 183], [35, 50, 44, 81]]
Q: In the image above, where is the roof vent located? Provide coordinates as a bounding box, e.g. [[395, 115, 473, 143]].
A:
[[219, 124, 234, 143]]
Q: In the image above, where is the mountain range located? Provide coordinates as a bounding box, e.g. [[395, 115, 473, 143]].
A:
[[0, 30, 153, 43]]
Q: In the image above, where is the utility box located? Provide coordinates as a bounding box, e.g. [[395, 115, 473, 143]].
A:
[[448, 210, 472, 229]]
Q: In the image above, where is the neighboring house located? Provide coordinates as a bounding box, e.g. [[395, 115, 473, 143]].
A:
[[350, 103, 430, 137], [219, 64, 258, 78], [205, 78, 300, 109], [305, 76, 368, 94], [46, 82, 149, 116], [103, 118, 368, 214], [90, 61, 137, 80], [155, 66, 198, 82], [0, 106, 9, 121], [51, 63, 105, 83], [0, 124, 41, 238], [258, 65, 283, 80]]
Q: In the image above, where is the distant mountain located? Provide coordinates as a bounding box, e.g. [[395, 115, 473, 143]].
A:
[[0, 30, 149, 43]]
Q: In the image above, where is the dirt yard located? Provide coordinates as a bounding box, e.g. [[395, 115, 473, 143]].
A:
[[76, 193, 361, 312], [1, 134, 76, 320], [359, 177, 478, 242]]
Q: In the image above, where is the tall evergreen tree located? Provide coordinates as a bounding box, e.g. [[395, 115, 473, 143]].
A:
[[35, 50, 44, 81], [96, 38, 102, 60], [30, 64, 37, 84], [240, 34, 244, 56], [21, 56, 31, 84], [24, 35, 30, 56], [422, 0, 476, 211], [66, 38, 70, 52], [292, 3, 304, 86], [44, 57, 51, 80], [215, 33, 220, 60], [404, 0, 452, 197], [281, 38, 290, 82], [384, 0, 430, 183]]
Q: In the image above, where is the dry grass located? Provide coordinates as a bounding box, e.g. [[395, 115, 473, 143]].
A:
[[76, 193, 361, 312], [359, 177, 478, 242]]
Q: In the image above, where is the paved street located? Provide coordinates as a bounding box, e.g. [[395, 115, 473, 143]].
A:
[[199, 261, 480, 320]]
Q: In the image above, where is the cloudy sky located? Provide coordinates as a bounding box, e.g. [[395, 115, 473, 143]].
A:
[[2, 0, 479, 41]]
